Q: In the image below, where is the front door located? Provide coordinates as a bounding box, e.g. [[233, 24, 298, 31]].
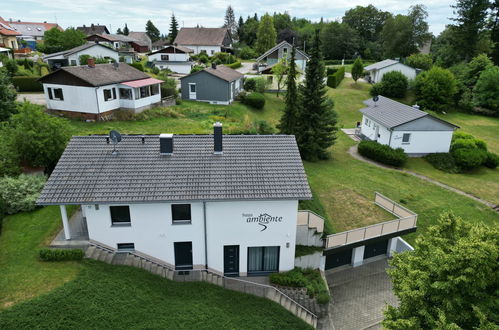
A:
[[224, 245, 239, 276], [174, 241, 193, 270], [188, 83, 196, 99]]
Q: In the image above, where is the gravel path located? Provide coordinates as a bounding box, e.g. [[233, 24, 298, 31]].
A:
[[348, 145, 498, 211]]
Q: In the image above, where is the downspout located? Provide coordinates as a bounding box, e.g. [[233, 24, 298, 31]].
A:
[[203, 201, 208, 270], [94, 87, 100, 120], [388, 128, 393, 146]]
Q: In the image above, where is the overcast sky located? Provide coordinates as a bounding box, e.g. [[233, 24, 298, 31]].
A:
[[4, 0, 455, 36]]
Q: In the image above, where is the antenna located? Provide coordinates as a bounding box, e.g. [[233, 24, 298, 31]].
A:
[[373, 95, 379, 107], [109, 130, 122, 155]]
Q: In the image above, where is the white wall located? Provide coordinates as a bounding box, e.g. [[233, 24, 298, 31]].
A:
[[84, 199, 299, 275], [360, 115, 391, 145], [155, 62, 192, 74], [43, 84, 99, 113], [370, 63, 417, 83], [179, 45, 221, 55], [68, 46, 119, 65], [389, 130, 453, 154], [96, 84, 121, 112], [149, 52, 189, 62]]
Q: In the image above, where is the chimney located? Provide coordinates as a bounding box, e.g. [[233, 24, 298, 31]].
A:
[[87, 58, 95, 68], [211, 63, 216, 69], [412, 104, 420, 110], [160, 134, 173, 155], [213, 122, 222, 154]]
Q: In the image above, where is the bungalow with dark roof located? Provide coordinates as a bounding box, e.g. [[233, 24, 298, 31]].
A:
[[174, 27, 232, 55], [359, 96, 458, 155], [37, 123, 312, 277], [38, 62, 163, 119], [76, 24, 110, 36], [127, 32, 152, 53], [364, 59, 419, 83], [180, 64, 243, 104]]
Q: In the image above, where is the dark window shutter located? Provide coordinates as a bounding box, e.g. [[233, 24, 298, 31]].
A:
[[48, 88, 53, 100]]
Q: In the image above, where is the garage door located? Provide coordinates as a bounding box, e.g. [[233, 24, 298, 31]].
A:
[[363, 239, 388, 259], [325, 249, 352, 270]]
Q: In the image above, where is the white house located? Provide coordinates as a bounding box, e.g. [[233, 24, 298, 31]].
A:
[[43, 43, 119, 70], [359, 96, 459, 156], [37, 124, 312, 276], [256, 40, 309, 73], [38, 62, 163, 120], [148, 45, 194, 74], [364, 59, 419, 83], [174, 27, 232, 55]]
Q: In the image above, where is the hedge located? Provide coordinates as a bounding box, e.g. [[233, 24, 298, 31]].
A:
[[327, 66, 345, 88], [358, 140, 407, 167], [12, 76, 43, 92], [269, 267, 330, 304], [129, 62, 144, 72], [225, 61, 242, 69], [39, 248, 84, 262], [242, 92, 265, 109], [326, 67, 338, 75]]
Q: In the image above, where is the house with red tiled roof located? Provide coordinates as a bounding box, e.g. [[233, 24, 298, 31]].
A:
[[0, 17, 21, 49]]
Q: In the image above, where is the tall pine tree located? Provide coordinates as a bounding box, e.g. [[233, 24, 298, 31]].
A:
[[255, 14, 276, 54], [145, 20, 161, 42], [169, 13, 179, 43], [279, 46, 299, 135], [223, 5, 237, 38], [296, 30, 338, 161], [123, 23, 129, 36]]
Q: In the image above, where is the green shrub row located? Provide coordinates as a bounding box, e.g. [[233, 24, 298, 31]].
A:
[[39, 248, 84, 261], [269, 267, 331, 304], [326, 67, 338, 75], [129, 62, 144, 72], [327, 66, 345, 88], [241, 92, 265, 109], [225, 61, 242, 69], [12, 76, 43, 92], [358, 140, 408, 167], [295, 245, 323, 258]]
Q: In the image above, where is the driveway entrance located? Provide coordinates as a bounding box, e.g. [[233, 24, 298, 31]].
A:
[[326, 259, 398, 330]]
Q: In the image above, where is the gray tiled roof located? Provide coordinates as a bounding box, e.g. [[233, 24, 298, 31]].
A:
[[364, 59, 400, 71], [37, 134, 312, 205], [360, 96, 428, 128], [174, 27, 229, 46], [43, 43, 117, 59], [181, 65, 243, 82], [256, 40, 309, 62]]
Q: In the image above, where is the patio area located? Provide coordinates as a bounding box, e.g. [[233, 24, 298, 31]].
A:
[[51, 207, 89, 248]]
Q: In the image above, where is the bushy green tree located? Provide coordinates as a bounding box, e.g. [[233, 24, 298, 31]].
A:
[[0, 69, 18, 121], [7, 102, 70, 171], [351, 58, 364, 82], [0, 174, 46, 215], [145, 20, 160, 42], [296, 30, 338, 161], [415, 66, 457, 112], [465, 53, 493, 87], [255, 14, 276, 54], [375, 71, 408, 98], [271, 59, 287, 97], [384, 212, 498, 329], [279, 46, 299, 134], [321, 22, 360, 60], [406, 53, 433, 70], [38, 28, 86, 54], [473, 66, 499, 114]]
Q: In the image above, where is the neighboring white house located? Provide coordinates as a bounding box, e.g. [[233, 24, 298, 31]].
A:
[[38, 62, 163, 120], [364, 59, 419, 83], [148, 45, 194, 74], [174, 27, 232, 55], [43, 43, 119, 70], [359, 96, 459, 155], [37, 124, 312, 276], [256, 40, 309, 73]]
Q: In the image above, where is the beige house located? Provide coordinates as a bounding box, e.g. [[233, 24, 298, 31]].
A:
[[0, 17, 21, 49]]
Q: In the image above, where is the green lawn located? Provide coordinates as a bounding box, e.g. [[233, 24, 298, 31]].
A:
[[327, 77, 371, 127]]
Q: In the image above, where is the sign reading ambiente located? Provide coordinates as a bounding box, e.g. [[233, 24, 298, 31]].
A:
[[243, 213, 283, 231]]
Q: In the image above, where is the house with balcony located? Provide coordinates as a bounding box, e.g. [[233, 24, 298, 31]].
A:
[[359, 96, 459, 155], [38, 61, 162, 120], [148, 45, 194, 74], [37, 124, 312, 277]]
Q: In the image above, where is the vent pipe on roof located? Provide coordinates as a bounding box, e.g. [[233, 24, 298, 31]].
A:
[[213, 122, 222, 154], [412, 104, 420, 110], [160, 133, 173, 155], [211, 63, 216, 69]]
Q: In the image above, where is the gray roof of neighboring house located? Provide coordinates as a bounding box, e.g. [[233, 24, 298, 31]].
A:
[[38, 63, 149, 87], [43, 43, 117, 59], [149, 45, 194, 55], [37, 134, 312, 205], [365, 59, 405, 71], [256, 40, 309, 62], [360, 96, 458, 129], [152, 39, 169, 47], [174, 27, 229, 46], [181, 65, 243, 82], [76, 24, 109, 35], [127, 32, 152, 47], [9, 21, 61, 37]]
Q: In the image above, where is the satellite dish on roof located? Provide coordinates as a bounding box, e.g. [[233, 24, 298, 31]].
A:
[[109, 130, 122, 155], [373, 95, 379, 107]]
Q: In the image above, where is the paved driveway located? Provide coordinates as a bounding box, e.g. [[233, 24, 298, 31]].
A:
[[17, 93, 46, 106], [326, 258, 398, 330]]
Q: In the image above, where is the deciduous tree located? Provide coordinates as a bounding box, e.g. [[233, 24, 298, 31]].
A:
[[38, 28, 86, 54], [271, 58, 287, 97], [145, 20, 161, 42], [255, 14, 276, 54], [0, 68, 18, 121], [415, 66, 457, 112], [473, 65, 499, 113], [406, 53, 433, 70]]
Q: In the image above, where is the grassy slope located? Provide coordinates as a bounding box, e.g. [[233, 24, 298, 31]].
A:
[[0, 260, 310, 330], [329, 78, 499, 205]]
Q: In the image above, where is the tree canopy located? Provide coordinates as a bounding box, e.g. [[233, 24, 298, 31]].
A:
[[223, 5, 237, 38], [38, 28, 86, 54], [255, 14, 277, 54], [145, 20, 161, 42], [169, 14, 179, 42], [0, 68, 17, 121]]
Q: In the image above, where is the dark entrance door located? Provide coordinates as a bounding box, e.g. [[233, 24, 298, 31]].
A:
[[224, 245, 239, 276], [325, 249, 353, 270], [363, 239, 388, 259], [174, 242, 193, 270]]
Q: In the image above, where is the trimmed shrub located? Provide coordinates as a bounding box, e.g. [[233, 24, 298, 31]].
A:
[[129, 62, 144, 72], [483, 152, 499, 169], [39, 248, 84, 262], [243, 78, 257, 91], [270, 268, 330, 304], [237, 46, 257, 60], [414, 66, 457, 112], [376, 71, 408, 98], [326, 67, 338, 75], [270, 268, 307, 287], [254, 77, 269, 93], [225, 61, 242, 69], [0, 174, 46, 215], [190, 65, 204, 73], [370, 83, 384, 97], [358, 141, 408, 167], [327, 66, 345, 88], [242, 92, 265, 109], [425, 153, 459, 173], [452, 148, 487, 170], [12, 76, 43, 92]]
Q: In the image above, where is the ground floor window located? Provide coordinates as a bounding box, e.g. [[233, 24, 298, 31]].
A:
[[119, 88, 132, 100], [117, 243, 135, 251], [402, 133, 411, 144], [247, 246, 279, 274], [103, 88, 117, 101]]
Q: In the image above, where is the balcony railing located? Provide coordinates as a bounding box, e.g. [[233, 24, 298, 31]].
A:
[[325, 192, 417, 249], [297, 210, 325, 233]]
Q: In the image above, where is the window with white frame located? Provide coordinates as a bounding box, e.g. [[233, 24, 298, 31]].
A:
[[402, 133, 411, 144], [49, 88, 64, 101], [103, 88, 117, 101], [161, 55, 169, 61]]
